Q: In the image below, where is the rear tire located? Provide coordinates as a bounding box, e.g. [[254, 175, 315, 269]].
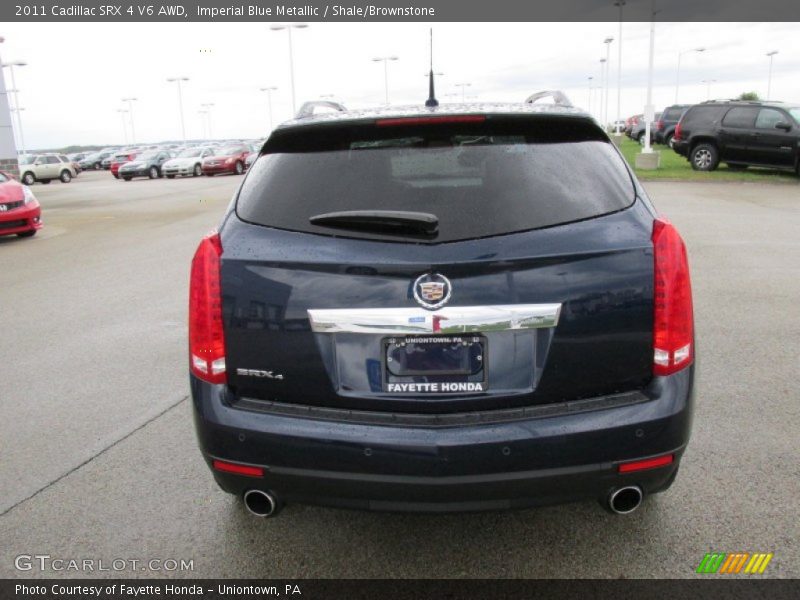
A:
[[665, 133, 674, 148], [193, 164, 202, 177], [148, 166, 158, 179], [234, 161, 244, 175], [22, 172, 35, 185], [17, 230, 36, 238], [93, 162, 101, 170], [60, 170, 72, 183], [690, 143, 719, 171]]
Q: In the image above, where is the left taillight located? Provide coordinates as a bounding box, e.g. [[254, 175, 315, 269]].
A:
[[189, 232, 226, 384]]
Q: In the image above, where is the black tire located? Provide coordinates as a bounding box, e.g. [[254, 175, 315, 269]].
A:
[[635, 131, 644, 142], [193, 164, 202, 177], [148, 166, 158, 179], [690, 143, 720, 171], [234, 161, 244, 175], [166, 175, 175, 179], [664, 132, 674, 148], [22, 172, 35, 185], [17, 230, 36, 238], [60, 170, 72, 183], [123, 176, 132, 181], [93, 162, 101, 170], [727, 164, 748, 171]]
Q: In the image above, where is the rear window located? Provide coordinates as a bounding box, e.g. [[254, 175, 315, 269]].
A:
[[236, 117, 635, 243]]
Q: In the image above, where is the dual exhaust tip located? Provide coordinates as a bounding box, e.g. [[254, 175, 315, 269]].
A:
[[243, 486, 643, 517]]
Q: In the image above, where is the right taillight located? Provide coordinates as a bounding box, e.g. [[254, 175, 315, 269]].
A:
[[656, 119, 664, 131], [189, 232, 226, 384], [652, 218, 694, 376], [674, 121, 683, 141]]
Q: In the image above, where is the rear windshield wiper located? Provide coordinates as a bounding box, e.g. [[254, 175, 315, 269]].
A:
[[309, 210, 439, 237]]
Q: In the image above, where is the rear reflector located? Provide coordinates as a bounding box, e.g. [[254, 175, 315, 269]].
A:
[[619, 454, 674, 473], [652, 218, 694, 376], [189, 232, 227, 384], [212, 460, 264, 478], [376, 115, 487, 127]]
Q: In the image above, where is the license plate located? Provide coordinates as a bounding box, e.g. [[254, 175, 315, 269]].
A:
[[382, 335, 487, 394]]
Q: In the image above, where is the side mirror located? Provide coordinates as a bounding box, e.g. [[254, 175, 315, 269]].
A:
[[775, 121, 792, 131]]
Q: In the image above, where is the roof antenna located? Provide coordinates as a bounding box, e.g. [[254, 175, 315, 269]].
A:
[[425, 28, 439, 108]]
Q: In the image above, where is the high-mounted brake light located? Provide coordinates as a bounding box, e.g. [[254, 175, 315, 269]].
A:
[[189, 232, 226, 384], [618, 454, 674, 473], [376, 115, 487, 127], [652, 218, 694, 376], [212, 460, 263, 478]]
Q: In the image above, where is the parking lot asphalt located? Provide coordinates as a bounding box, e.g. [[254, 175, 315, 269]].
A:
[[0, 171, 798, 578]]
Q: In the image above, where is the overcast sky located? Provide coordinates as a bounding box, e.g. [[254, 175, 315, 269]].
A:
[[1, 21, 798, 149]]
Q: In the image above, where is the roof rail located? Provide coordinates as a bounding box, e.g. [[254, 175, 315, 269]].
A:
[[524, 90, 573, 107], [295, 100, 347, 119]]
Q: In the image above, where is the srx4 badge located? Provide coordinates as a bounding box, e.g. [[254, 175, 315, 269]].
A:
[[236, 368, 284, 380]]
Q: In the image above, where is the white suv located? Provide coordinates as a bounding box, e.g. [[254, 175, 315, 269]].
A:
[[19, 154, 77, 185]]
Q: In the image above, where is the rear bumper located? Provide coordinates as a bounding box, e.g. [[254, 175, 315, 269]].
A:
[[192, 367, 694, 512], [0, 203, 42, 236], [672, 139, 690, 157]]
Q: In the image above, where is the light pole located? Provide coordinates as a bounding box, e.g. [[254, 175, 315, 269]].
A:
[[270, 24, 308, 115], [372, 55, 398, 104], [603, 37, 613, 129], [117, 108, 129, 145], [701, 79, 716, 100], [454, 82, 471, 102], [198, 110, 208, 138], [766, 50, 778, 100], [201, 103, 214, 139], [613, 1, 625, 136], [2, 60, 26, 154], [260, 86, 277, 131], [675, 47, 705, 103], [641, 0, 657, 157], [121, 97, 137, 144], [587, 76, 594, 114], [166, 77, 189, 143]]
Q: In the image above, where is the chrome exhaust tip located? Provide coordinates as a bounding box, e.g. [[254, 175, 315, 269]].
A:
[[608, 486, 643, 515], [243, 489, 280, 518]]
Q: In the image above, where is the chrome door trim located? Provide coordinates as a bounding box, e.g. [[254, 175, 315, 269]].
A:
[[308, 304, 562, 335]]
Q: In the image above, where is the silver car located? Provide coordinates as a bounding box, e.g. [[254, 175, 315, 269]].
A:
[[162, 147, 217, 178]]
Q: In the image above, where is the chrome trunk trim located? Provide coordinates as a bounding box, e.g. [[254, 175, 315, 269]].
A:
[[308, 304, 562, 335]]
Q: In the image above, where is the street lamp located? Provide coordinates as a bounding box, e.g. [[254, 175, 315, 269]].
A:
[[454, 82, 471, 102], [121, 97, 137, 144], [613, 1, 626, 136], [2, 59, 27, 154], [602, 37, 613, 129], [270, 23, 309, 115], [675, 47, 705, 103], [117, 108, 129, 145], [166, 77, 189, 143], [372, 55, 398, 104], [587, 76, 594, 114], [766, 50, 779, 100], [201, 103, 214, 139], [259, 86, 278, 132], [701, 79, 716, 100]]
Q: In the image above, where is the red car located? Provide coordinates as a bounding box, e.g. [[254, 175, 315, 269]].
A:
[[110, 152, 137, 179], [0, 171, 42, 238], [201, 144, 250, 176]]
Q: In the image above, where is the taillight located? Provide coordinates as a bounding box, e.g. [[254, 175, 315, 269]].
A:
[[652, 218, 694, 376], [656, 119, 664, 131], [674, 122, 683, 141], [189, 232, 226, 384]]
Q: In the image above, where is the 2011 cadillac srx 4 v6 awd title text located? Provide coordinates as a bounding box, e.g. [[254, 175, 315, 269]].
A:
[[189, 95, 695, 517]]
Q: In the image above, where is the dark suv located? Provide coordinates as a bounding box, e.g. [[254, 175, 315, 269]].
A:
[[672, 101, 800, 173], [654, 104, 692, 146], [189, 99, 695, 517]]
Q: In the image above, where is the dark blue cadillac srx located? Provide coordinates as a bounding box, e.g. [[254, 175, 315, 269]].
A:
[[189, 97, 694, 517]]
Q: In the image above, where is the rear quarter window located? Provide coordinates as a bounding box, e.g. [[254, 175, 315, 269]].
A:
[[236, 116, 636, 244]]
